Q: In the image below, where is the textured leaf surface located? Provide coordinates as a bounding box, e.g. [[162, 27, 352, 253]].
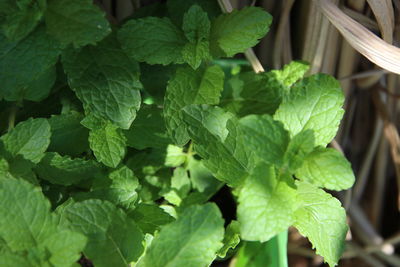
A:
[[0, 155, 37, 184], [118, 17, 186, 65], [181, 5, 211, 69], [45, 0, 111, 47], [269, 61, 310, 89], [165, 65, 224, 146], [294, 182, 348, 267], [274, 74, 345, 147], [62, 35, 141, 129], [1, 118, 51, 163], [210, 7, 272, 57], [295, 148, 355, 190], [1, 0, 46, 41], [35, 152, 102, 186], [142, 203, 224, 267], [238, 163, 296, 242], [217, 220, 240, 257], [167, 0, 221, 25], [0, 178, 86, 266], [236, 72, 283, 116], [183, 105, 252, 186], [283, 130, 315, 173], [187, 157, 221, 194], [0, 26, 60, 101], [88, 121, 126, 168], [59, 199, 144, 267], [127, 203, 175, 235], [238, 114, 289, 167], [48, 112, 89, 156], [124, 105, 170, 150], [74, 166, 139, 209]]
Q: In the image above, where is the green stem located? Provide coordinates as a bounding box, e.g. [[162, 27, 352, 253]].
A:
[[7, 104, 18, 132]]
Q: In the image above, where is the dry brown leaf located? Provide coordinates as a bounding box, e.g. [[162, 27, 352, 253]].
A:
[[316, 0, 400, 75], [366, 0, 394, 43]]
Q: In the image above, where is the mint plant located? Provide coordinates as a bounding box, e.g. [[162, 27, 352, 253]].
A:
[[0, 1, 355, 266]]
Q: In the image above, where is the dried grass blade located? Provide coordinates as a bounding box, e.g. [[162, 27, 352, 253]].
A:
[[366, 0, 394, 43], [316, 0, 400, 75]]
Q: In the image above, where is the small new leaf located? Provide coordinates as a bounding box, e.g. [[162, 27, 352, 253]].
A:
[[88, 120, 127, 168], [181, 5, 211, 69]]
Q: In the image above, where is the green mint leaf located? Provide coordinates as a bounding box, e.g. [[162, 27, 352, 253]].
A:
[[217, 220, 240, 258], [167, 0, 221, 26], [48, 112, 89, 157], [270, 61, 310, 88], [235, 72, 283, 116], [1, 0, 46, 41], [237, 163, 296, 242], [162, 167, 191, 206], [22, 66, 56, 102], [238, 114, 289, 167], [164, 144, 187, 167], [182, 41, 210, 70], [1, 118, 51, 163], [171, 167, 191, 195], [142, 203, 224, 267], [182, 5, 210, 42], [235, 233, 288, 267], [127, 203, 175, 235], [107, 166, 139, 208], [35, 152, 102, 186], [181, 5, 211, 69], [0, 155, 38, 184], [274, 74, 345, 147], [210, 7, 272, 57], [182, 105, 252, 186], [187, 157, 221, 194], [295, 148, 355, 190], [74, 166, 139, 209], [62, 35, 141, 129], [294, 182, 348, 266], [0, 26, 60, 101], [0, 178, 86, 266], [224, 62, 308, 117], [118, 17, 186, 65], [165, 65, 224, 146], [124, 104, 170, 150], [0, 252, 32, 266], [59, 199, 144, 267], [45, 0, 111, 47], [88, 120, 127, 168], [283, 130, 315, 173]]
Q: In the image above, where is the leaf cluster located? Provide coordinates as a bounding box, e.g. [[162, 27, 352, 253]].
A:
[[0, 1, 354, 266]]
